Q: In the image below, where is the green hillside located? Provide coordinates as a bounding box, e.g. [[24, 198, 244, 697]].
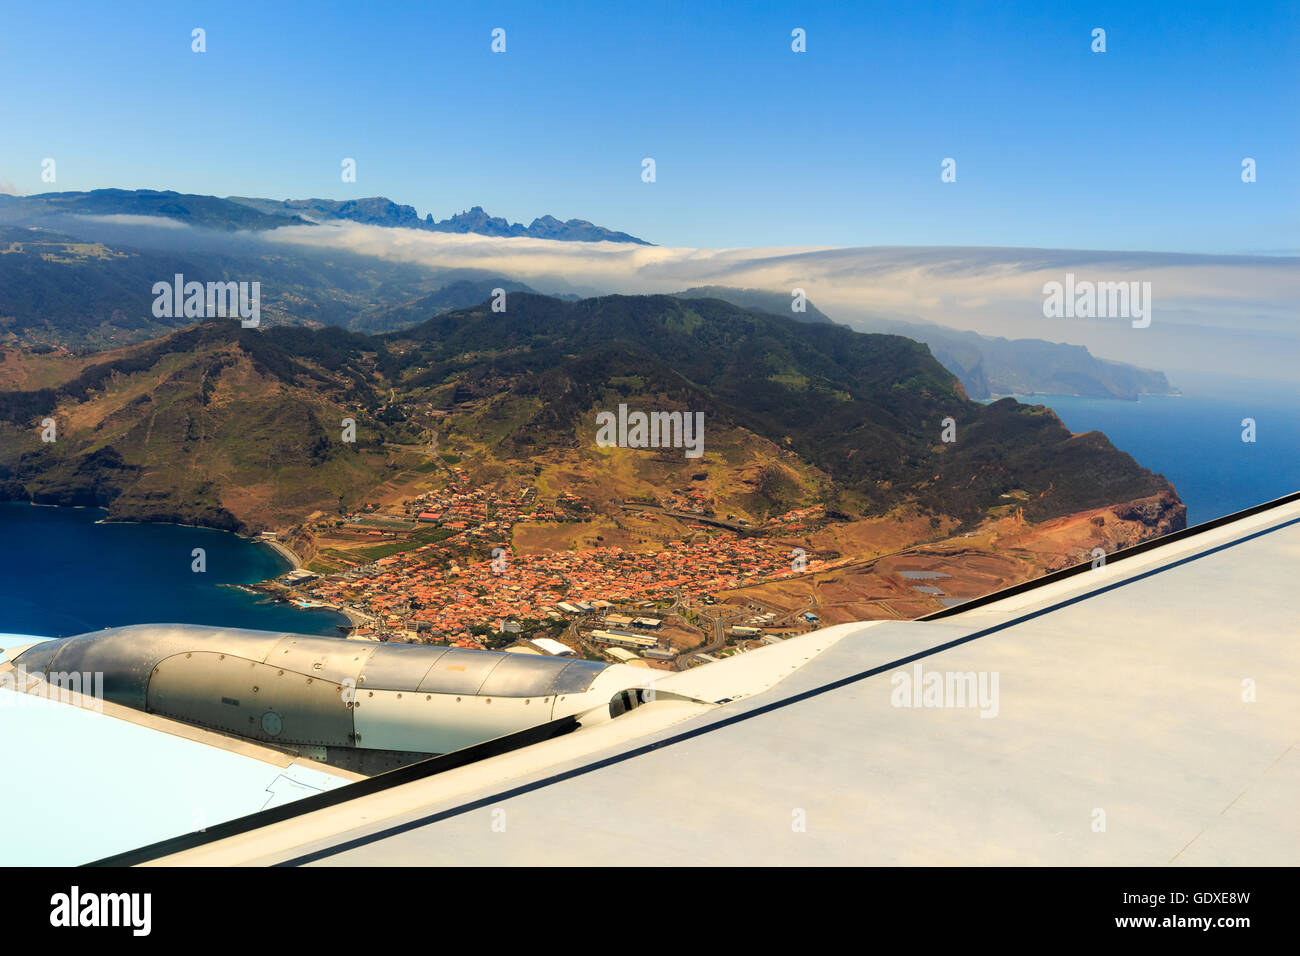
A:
[[0, 293, 1177, 533]]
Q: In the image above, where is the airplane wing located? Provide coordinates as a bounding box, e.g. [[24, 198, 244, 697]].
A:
[[0, 634, 360, 866], [68, 490, 1293, 867]]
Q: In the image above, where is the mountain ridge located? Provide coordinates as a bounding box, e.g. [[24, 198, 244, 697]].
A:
[[226, 195, 653, 244], [0, 294, 1182, 540], [0, 189, 651, 244], [851, 315, 1177, 401], [676, 285, 1176, 401]]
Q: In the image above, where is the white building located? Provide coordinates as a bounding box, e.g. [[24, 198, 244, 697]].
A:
[[530, 637, 576, 657]]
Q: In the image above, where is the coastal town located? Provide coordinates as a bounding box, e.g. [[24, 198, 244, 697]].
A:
[[256, 473, 843, 669], [249, 460, 1182, 672]]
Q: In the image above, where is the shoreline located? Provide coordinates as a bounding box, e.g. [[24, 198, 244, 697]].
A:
[[243, 581, 358, 631], [982, 389, 1183, 404], [259, 537, 302, 571], [337, 605, 370, 627]]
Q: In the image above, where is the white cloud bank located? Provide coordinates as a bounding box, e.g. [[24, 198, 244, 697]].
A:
[[70, 214, 194, 229], [260, 222, 1300, 383]]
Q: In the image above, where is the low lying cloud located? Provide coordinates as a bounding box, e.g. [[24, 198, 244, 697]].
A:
[[259, 221, 1300, 381], [70, 213, 194, 229]]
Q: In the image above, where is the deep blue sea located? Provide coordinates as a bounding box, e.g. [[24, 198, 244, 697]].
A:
[[995, 372, 1299, 528], [0, 503, 349, 638]]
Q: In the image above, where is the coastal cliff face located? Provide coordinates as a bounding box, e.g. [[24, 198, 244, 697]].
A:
[[0, 322, 396, 535], [1110, 490, 1188, 535], [992, 489, 1187, 573]]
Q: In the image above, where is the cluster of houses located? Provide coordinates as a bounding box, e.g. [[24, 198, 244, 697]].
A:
[[410, 484, 572, 532], [287, 475, 838, 652], [761, 505, 826, 532], [296, 530, 808, 647], [661, 488, 715, 514]]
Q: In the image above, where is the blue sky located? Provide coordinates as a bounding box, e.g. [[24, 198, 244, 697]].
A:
[[1, 0, 1296, 252]]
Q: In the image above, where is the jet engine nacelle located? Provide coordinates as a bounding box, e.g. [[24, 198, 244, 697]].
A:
[[10, 624, 658, 764]]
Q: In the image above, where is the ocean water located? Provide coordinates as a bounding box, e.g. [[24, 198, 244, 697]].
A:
[[0, 503, 349, 637], [996, 373, 1299, 528]]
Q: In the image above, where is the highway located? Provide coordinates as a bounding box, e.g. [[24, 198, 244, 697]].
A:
[[615, 501, 752, 534]]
